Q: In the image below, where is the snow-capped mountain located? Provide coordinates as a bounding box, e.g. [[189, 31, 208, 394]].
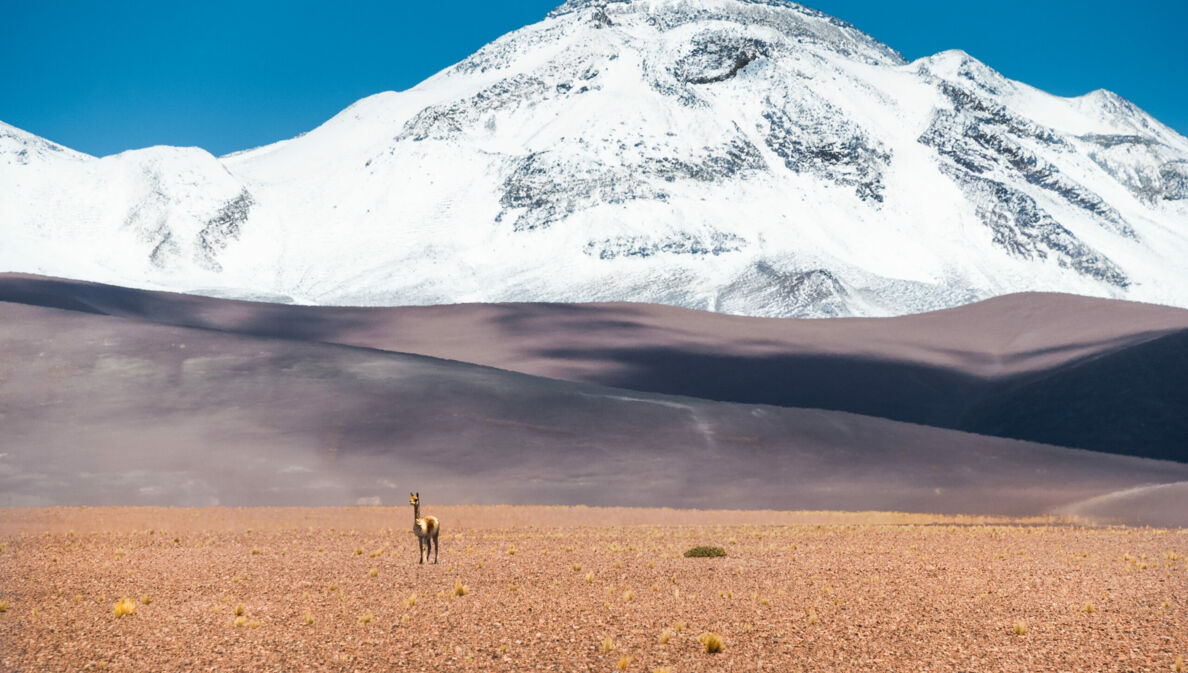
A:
[[3, 0, 1187, 316]]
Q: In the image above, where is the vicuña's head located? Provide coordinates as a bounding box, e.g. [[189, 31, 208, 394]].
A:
[[410, 492, 420, 506]]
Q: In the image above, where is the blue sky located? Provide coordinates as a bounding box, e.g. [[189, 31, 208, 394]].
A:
[[2, 0, 1185, 157]]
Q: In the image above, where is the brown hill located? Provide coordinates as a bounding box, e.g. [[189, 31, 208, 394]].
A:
[[2, 274, 1186, 460], [1, 298, 1187, 525]]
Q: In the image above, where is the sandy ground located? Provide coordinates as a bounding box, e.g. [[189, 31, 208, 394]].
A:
[[1, 507, 1185, 672]]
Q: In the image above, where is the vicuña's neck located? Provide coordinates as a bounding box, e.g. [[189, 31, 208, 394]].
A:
[[413, 503, 420, 519]]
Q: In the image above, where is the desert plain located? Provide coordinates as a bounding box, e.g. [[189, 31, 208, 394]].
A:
[[1, 506, 1185, 672]]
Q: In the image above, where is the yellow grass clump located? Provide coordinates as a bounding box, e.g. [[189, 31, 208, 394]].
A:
[[0, 600, 8, 613], [369, 567, 378, 577], [454, 580, 469, 597], [358, 613, 373, 625], [617, 655, 632, 670], [141, 595, 152, 605], [303, 612, 314, 625], [234, 616, 247, 628], [113, 598, 137, 618], [573, 563, 582, 572], [601, 636, 615, 653], [404, 593, 417, 608], [248, 620, 260, 629], [659, 628, 673, 644], [699, 632, 724, 653], [1013, 621, 1028, 636], [585, 572, 595, 583], [1173, 655, 1183, 672]]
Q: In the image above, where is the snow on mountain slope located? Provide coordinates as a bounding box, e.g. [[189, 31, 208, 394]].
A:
[[2, 0, 1187, 316]]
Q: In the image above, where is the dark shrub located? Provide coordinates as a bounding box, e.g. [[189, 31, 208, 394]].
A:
[[683, 546, 727, 558]]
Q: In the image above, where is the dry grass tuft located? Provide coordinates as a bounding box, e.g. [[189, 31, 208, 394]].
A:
[[1173, 655, 1183, 672], [601, 636, 614, 654], [248, 619, 260, 629], [454, 580, 469, 597], [699, 632, 724, 653], [659, 628, 673, 644], [141, 595, 152, 605], [303, 612, 314, 625], [1082, 602, 1093, 614], [234, 616, 247, 628], [234, 604, 246, 617], [1013, 621, 1028, 636], [251, 548, 261, 555], [358, 613, 373, 625], [369, 567, 378, 577], [585, 572, 595, 583], [573, 563, 582, 572], [684, 546, 726, 558], [623, 589, 634, 602], [404, 593, 417, 608], [0, 600, 9, 613], [617, 655, 632, 670], [113, 598, 137, 618]]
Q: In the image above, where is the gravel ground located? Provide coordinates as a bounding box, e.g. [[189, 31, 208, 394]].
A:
[[1, 507, 1185, 672]]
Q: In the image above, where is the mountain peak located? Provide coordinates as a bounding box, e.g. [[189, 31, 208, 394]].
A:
[[2, 2, 1186, 316]]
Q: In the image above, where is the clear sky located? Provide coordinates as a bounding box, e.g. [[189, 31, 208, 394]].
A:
[[2, 0, 1185, 157]]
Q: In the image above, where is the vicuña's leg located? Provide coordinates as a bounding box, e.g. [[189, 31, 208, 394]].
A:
[[418, 537, 424, 564], [433, 531, 439, 564]]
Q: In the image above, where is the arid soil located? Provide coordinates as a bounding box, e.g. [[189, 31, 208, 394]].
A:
[[1, 507, 1185, 672]]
